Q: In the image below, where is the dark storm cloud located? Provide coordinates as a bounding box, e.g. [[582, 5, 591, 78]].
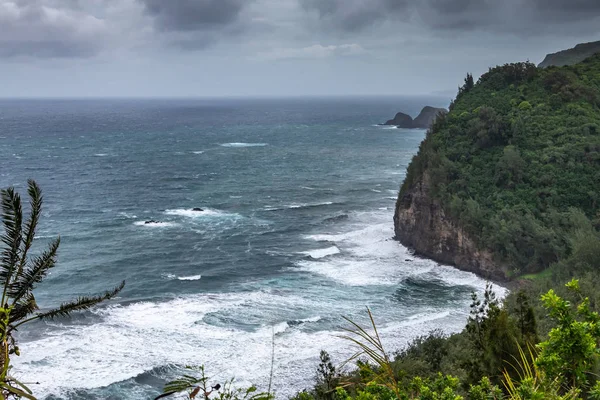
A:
[[532, 0, 600, 20], [300, 0, 409, 31], [140, 0, 249, 32], [0, 0, 107, 58], [301, 0, 600, 35], [138, 0, 256, 50]]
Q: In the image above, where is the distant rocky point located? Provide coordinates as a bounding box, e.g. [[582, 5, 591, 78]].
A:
[[539, 40, 600, 68], [384, 106, 447, 129]]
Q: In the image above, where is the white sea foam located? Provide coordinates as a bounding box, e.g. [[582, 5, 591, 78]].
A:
[[134, 221, 177, 228], [118, 212, 137, 219], [94, 153, 109, 157], [165, 208, 239, 219], [14, 287, 477, 399], [220, 143, 268, 148], [192, 151, 204, 154], [300, 246, 340, 259], [34, 234, 56, 240], [177, 275, 202, 281], [298, 316, 321, 323], [266, 202, 335, 211]]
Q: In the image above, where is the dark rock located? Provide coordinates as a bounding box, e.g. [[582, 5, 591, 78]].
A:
[[145, 220, 159, 224], [384, 112, 413, 128], [192, 208, 204, 212], [383, 107, 447, 129], [412, 107, 447, 129]]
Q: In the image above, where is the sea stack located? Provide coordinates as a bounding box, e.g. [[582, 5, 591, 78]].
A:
[[384, 106, 447, 129]]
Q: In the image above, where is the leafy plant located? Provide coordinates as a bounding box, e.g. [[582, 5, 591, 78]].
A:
[[156, 366, 273, 400]]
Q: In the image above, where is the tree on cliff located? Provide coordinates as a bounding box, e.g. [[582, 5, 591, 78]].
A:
[[0, 180, 124, 399]]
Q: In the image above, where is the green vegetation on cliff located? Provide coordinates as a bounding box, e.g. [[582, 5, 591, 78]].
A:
[[400, 54, 600, 276]]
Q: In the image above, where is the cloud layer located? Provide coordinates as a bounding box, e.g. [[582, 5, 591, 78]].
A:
[[1, 0, 599, 59], [0, 0, 108, 58]]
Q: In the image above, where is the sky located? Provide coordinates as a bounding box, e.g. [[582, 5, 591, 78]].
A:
[[1, 0, 599, 98]]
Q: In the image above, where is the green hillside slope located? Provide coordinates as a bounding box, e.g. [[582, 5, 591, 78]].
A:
[[395, 54, 600, 277]]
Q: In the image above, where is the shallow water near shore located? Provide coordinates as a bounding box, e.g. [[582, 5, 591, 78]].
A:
[[0, 97, 505, 399]]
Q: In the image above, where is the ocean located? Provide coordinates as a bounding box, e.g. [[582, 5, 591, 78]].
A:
[[0, 97, 503, 399]]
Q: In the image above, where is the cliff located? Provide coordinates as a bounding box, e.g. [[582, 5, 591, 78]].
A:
[[394, 52, 600, 280], [394, 171, 507, 281], [538, 40, 600, 68], [384, 106, 447, 129]]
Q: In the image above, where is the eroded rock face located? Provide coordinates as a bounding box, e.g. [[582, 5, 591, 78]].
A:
[[393, 171, 508, 281]]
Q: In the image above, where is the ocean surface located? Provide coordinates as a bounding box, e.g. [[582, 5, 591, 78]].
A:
[[0, 97, 504, 399]]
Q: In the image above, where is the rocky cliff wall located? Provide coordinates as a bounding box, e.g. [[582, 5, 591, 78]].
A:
[[394, 171, 508, 281]]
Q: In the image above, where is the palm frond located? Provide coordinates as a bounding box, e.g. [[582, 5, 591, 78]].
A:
[[9, 238, 59, 304], [9, 293, 38, 326], [0, 188, 23, 297], [15, 281, 125, 327], [16, 180, 43, 277]]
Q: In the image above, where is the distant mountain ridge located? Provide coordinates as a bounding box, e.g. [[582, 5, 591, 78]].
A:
[[539, 40, 600, 68]]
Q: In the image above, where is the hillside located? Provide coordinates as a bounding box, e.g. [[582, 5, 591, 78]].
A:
[[394, 54, 600, 279], [539, 40, 600, 67]]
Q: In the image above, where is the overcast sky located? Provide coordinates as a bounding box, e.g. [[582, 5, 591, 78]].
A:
[[1, 0, 599, 97]]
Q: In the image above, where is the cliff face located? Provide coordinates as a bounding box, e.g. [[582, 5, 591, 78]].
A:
[[394, 171, 507, 280]]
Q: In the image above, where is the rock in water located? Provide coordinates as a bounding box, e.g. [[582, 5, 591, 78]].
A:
[[383, 107, 447, 129], [384, 112, 413, 128], [192, 208, 204, 212], [412, 106, 447, 129]]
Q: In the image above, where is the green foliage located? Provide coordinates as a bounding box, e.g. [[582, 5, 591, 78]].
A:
[[316, 351, 340, 400], [517, 101, 532, 111], [157, 366, 273, 400], [399, 55, 600, 275], [536, 280, 600, 390], [468, 377, 503, 400]]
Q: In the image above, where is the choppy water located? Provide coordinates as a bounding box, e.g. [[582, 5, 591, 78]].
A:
[[0, 97, 504, 399]]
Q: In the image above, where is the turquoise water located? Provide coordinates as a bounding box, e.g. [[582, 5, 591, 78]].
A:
[[0, 97, 502, 399]]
